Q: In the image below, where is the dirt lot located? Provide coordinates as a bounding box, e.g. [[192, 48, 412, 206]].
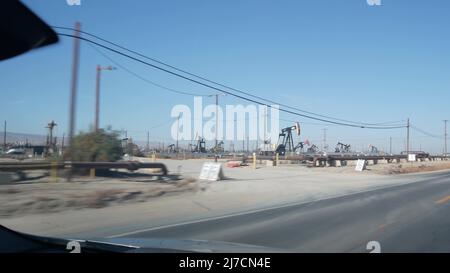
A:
[[1, 158, 449, 219]]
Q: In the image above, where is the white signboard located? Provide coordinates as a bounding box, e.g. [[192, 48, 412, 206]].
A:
[[355, 159, 367, 172], [199, 162, 224, 181], [408, 154, 416, 162]]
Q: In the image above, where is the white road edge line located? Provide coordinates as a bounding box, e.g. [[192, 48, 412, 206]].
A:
[[106, 172, 448, 238]]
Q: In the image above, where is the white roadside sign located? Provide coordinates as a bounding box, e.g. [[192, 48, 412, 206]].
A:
[[355, 159, 366, 172], [199, 162, 224, 181], [408, 154, 416, 162]]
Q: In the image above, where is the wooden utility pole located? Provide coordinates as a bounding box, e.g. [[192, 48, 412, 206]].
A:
[[406, 118, 410, 154], [263, 107, 267, 151], [95, 65, 101, 131], [444, 120, 448, 156], [389, 136, 392, 155], [246, 134, 249, 153], [61, 133, 65, 154], [176, 114, 180, 153], [215, 94, 218, 150], [67, 22, 81, 181], [147, 131, 150, 152], [94, 65, 114, 131], [242, 132, 245, 152], [3, 120, 6, 151]]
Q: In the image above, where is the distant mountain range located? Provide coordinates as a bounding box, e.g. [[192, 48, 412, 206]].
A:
[[0, 131, 168, 149]]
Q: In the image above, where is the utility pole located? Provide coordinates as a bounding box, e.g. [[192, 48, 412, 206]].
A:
[[61, 133, 65, 154], [208, 93, 225, 152], [406, 118, 410, 154], [247, 134, 249, 153], [215, 94, 218, 150], [46, 120, 57, 154], [3, 120, 6, 151], [263, 107, 267, 151], [95, 65, 101, 131], [389, 136, 392, 155], [67, 22, 81, 181], [146, 131, 150, 152], [176, 114, 180, 153], [444, 120, 448, 156], [94, 65, 115, 131], [322, 128, 327, 152]]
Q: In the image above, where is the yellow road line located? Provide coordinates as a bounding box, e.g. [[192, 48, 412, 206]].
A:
[[435, 195, 450, 204]]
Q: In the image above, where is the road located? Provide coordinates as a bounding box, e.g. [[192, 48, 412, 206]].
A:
[[110, 171, 450, 252]]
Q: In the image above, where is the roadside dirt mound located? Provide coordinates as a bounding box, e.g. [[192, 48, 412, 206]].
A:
[[381, 162, 450, 175], [0, 177, 197, 217]]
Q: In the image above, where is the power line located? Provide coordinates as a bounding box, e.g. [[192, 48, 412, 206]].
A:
[[53, 26, 406, 127], [410, 124, 444, 139], [279, 118, 404, 127], [59, 32, 406, 129], [56, 32, 405, 130], [88, 43, 212, 97], [125, 119, 175, 135]]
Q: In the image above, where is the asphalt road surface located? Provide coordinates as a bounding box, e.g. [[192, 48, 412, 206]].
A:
[[113, 171, 450, 252]]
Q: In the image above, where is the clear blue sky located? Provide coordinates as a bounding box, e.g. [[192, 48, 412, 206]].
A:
[[1, 0, 449, 153]]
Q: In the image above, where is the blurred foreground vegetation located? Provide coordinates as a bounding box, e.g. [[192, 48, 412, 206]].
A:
[[68, 129, 123, 162]]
